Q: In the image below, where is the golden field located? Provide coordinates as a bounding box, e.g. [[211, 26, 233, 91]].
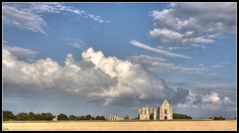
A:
[[2, 120, 237, 131]]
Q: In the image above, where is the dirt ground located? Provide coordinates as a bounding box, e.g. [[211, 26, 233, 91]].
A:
[[2, 120, 237, 131]]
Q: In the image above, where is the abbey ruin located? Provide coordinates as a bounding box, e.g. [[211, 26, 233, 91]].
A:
[[138, 99, 173, 120], [109, 99, 173, 121]]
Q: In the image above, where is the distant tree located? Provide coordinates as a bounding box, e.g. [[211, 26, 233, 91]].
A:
[[28, 112, 36, 120], [173, 113, 192, 119], [3, 110, 15, 121], [41, 113, 55, 120], [69, 115, 78, 120], [35, 113, 42, 120], [16, 112, 30, 120], [58, 113, 68, 120], [79, 115, 86, 120], [213, 116, 225, 120], [86, 114, 92, 120], [95, 116, 101, 120], [234, 117, 236, 120], [99, 116, 106, 120]]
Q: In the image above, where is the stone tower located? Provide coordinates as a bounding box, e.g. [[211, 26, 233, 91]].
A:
[[159, 99, 173, 120]]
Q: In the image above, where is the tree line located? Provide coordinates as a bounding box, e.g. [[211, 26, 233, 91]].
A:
[[3, 110, 106, 121], [209, 116, 226, 120], [173, 113, 192, 119]]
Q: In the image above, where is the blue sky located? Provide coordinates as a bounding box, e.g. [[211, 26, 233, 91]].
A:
[[2, 2, 237, 118]]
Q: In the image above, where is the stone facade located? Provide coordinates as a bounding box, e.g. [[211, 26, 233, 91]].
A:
[[153, 108, 158, 120], [138, 99, 173, 120], [159, 99, 173, 120], [138, 107, 150, 120], [109, 115, 123, 121]]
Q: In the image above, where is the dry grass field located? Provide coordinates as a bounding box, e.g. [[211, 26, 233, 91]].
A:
[[2, 120, 237, 131]]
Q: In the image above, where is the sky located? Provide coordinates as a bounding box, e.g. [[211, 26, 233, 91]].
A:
[[2, 2, 237, 119]]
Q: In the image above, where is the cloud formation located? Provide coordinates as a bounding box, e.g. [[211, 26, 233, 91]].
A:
[[3, 45, 235, 117], [3, 3, 110, 35], [65, 38, 86, 50], [3, 43, 38, 59], [24, 3, 110, 23], [3, 5, 48, 35], [150, 2, 236, 45], [3, 45, 190, 106], [129, 40, 191, 59], [128, 54, 205, 74]]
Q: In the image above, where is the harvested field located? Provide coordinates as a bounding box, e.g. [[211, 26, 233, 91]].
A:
[[2, 120, 237, 131]]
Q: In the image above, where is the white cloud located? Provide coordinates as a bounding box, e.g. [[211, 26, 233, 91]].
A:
[[129, 40, 191, 59], [66, 38, 85, 50], [223, 97, 232, 104], [3, 48, 61, 87], [128, 54, 205, 74], [3, 5, 48, 35], [26, 3, 110, 23], [149, 28, 183, 43], [192, 82, 235, 90], [3, 3, 110, 35], [175, 90, 235, 114], [150, 2, 236, 45], [202, 92, 220, 103], [3, 44, 38, 58], [3, 46, 189, 106]]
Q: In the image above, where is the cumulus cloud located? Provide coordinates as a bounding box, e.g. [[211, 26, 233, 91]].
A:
[[3, 5, 48, 35], [3, 45, 235, 117], [150, 2, 236, 45], [3, 46, 191, 106], [202, 92, 220, 103], [129, 40, 191, 59], [149, 28, 183, 43], [175, 90, 235, 114]]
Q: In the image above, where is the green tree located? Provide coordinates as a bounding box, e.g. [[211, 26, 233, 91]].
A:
[[99, 116, 106, 120], [28, 112, 36, 120], [173, 113, 192, 119], [95, 116, 101, 120], [79, 115, 86, 120], [213, 116, 225, 120], [58, 113, 68, 120], [85, 114, 92, 120], [41, 113, 55, 120], [16, 112, 30, 120], [3, 110, 15, 121], [69, 115, 78, 120], [34, 113, 42, 120]]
